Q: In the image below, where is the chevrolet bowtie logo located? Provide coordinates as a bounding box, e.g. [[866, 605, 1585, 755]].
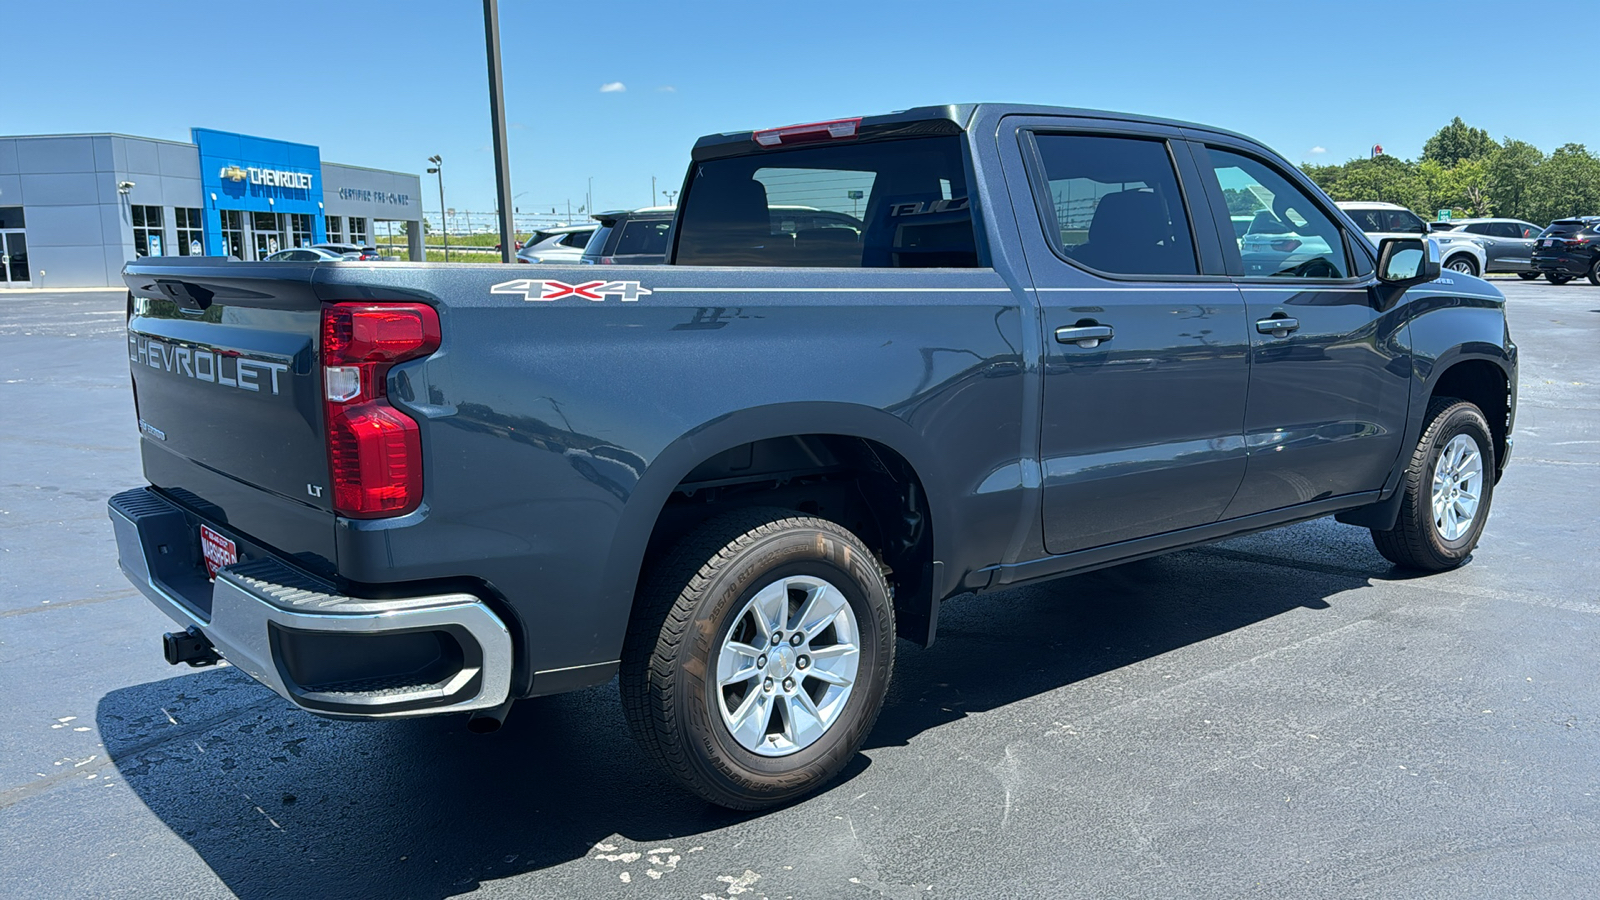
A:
[[219, 165, 247, 182]]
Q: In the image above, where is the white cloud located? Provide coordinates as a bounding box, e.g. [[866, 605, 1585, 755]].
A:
[[657, 85, 677, 93], [1308, 146, 1327, 155], [599, 82, 626, 93]]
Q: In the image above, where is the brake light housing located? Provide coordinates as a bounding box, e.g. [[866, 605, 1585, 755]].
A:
[[752, 117, 861, 148], [320, 303, 441, 518]]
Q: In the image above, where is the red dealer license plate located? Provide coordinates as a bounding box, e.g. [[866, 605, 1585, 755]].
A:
[[200, 524, 237, 579]]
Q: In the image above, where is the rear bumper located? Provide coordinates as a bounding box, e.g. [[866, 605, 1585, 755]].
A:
[[1531, 254, 1591, 276], [108, 487, 512, 719]]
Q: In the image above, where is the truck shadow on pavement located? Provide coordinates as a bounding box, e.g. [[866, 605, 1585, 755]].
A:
[[97, 527, 1394, 898]]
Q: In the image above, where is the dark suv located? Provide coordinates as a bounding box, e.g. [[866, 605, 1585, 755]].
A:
[[1531, 217, 1600, 285], [581, 207, 674, 265]]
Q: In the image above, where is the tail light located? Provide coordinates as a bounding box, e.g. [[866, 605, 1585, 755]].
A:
[[1269, 239, 1302, 253], [320, 303, 441, 518]]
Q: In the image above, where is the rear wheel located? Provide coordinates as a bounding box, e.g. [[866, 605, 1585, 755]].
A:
[[1371, 398, 1494, 572], [1445, 255, 1478, 276], [621, 508, 895, 809], [1547, 272, 1574, 285], [1587, 258, 1600, 286], [1517, 271, 1541, 281]]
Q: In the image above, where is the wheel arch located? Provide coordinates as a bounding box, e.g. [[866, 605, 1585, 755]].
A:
[[597, 402, 952, 660], [1427, 355, 1512, 480]]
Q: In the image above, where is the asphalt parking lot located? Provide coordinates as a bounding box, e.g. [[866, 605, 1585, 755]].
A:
[[2, 279, 1597, 899]]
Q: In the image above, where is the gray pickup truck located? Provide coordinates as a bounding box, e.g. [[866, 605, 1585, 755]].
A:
[[111, 104, 1517, 809]]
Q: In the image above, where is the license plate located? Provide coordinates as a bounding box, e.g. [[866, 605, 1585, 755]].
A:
[[1540, 239, 1554, 247], [200, 524, 237, 579]]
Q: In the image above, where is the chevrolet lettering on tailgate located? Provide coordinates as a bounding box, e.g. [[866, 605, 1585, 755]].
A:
[[128, 334, 289, 395]]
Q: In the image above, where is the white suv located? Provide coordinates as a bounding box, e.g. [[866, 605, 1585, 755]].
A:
[[1337, 202, 1488, 277], [515, 224, 599, 265]]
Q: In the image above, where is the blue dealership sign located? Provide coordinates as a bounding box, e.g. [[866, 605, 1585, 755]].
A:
[[193, 128, 325, 255]]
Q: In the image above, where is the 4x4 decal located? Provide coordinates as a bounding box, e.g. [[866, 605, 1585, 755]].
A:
[[490, 279, 652, 302]]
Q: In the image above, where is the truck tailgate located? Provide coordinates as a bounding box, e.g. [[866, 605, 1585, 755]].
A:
[[123, 259, 336, 572]]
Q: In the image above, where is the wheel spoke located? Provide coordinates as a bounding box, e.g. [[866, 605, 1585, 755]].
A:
[[717, 641, 764, 687], [781, 690, 826, 748], [748, 580, 787, 641], [727, 687, 775, 748], [790, 580, 846, 636]]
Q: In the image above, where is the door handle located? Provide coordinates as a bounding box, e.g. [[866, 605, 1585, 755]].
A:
[[1255, 316, 1300, 338], [1055, 324, 1114, 348]]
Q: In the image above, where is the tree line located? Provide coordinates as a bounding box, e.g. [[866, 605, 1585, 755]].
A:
[[1301, 118, 1600, 226]]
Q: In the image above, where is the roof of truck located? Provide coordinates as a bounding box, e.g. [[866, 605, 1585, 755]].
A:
[[690, 103, 1260, 161]]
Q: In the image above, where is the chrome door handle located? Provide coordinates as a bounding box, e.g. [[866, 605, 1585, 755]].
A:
[[1055, 324, 1114, 348], [1255, 316, 1300, 337]]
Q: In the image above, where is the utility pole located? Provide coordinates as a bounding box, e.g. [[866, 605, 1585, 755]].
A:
[[652, 175, 657, 206], [483, 0, 516, 263], [587, 176, 593, 217], [427, 155, 447, 262]]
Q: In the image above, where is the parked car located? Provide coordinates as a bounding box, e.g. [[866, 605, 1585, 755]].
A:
[[1430, 218, 1544, 279], [514, 224, 598, 264], [581, 206, 675, 265], [1531, 216, 1600, 285], [1338, 202, 1488, 276], [263, 247, 351, 262], [114, 103, 1515, 811], [493, 239, 524, 252], [311, 243, 381, 261]]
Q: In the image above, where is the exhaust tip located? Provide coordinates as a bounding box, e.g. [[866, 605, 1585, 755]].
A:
[[466, 699, 514, 734]]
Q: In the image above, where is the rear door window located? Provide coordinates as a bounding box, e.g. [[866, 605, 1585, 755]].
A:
[[1030, 133, 1198, 277], [674, 136, 977, 268]]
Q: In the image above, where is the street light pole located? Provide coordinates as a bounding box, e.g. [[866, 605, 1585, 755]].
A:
[[483, 0, 516, 264], [427, 155, 447, 262]]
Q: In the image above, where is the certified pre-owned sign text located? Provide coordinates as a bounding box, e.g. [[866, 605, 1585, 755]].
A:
[[129, 334, 289, 395]]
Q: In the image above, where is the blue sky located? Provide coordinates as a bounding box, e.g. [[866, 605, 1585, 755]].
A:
[[5, 0, 1592, 218]]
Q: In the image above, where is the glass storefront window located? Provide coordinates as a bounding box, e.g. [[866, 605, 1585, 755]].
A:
[[348, 216, 368, 246], [290, 213, 314, 248], [251, 211, 284, 260], [132, 205, 165, 257], [220, 210, 245, 259], [326, 216, 342, 242], [174, 208, 204, 256]]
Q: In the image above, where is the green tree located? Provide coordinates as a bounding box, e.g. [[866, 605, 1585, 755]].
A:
[[1422, 117, 1498, 168], [1485, 139, 1544, 222], [1222, 187, 1265, 216], [1528, 143, 1600, 225]]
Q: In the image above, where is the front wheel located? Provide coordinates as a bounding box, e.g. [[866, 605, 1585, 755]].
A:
[[1445, 255, 1478, 276], [1588, 258, 1600, 286], [1371, 398, 1495, 572], [621, 508, 895, 809], [1547, 272, 1574, 285], [1517, 271, 1541, 281]]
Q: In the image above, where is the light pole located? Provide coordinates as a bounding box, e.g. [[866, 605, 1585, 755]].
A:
[[662, 189, 678, 206], [483, 0, 516, 263], [427, 155, 448, 262]]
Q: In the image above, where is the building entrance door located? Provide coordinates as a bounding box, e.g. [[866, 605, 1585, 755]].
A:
[[0, 231, 30, 286], [250, 212, 283, 260]]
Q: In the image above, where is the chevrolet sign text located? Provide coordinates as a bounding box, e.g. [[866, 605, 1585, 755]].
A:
[[129, 334, 289, 395]]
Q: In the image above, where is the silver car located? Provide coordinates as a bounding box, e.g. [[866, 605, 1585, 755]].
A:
[[515, 224, 599, 265], [1431, 218, 1544, 279]]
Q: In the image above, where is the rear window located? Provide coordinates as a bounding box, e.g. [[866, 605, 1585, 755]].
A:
[[615, 219, 672, 256], [582, 223, 614, 258], [1542, 220, 1592, 237], [674, 136, 978, 268]]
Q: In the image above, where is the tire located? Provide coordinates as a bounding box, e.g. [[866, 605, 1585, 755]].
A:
[[1546, 272, 1573, 285], [1371, 398, 1495, 572], [621, 507, 895, 809], [1588, 258, 1600, 286], [1445, 255, 1478, 276], [1517, 272, 1541, 281]]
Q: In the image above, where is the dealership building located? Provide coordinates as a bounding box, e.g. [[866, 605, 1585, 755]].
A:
[[0, 128, 424, 288]]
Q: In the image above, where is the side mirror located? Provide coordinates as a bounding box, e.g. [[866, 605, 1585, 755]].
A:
[[1376, 236, 1440, 289]]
